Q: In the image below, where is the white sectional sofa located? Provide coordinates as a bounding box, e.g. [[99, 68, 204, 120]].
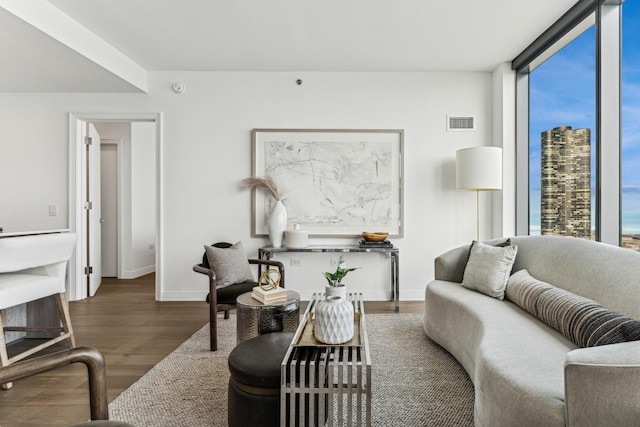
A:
[[424, 235, 640, 427]]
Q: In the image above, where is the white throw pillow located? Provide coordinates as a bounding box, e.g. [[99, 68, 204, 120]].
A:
[[204, 241, 255, 288], [462, 241, 518, 300]]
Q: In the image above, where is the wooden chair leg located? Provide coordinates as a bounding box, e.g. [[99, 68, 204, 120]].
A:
[[0, 310, 13, 389], [224, 310, 230, 320], [210, 280, 218, 351], [54, 293, 76, 348]]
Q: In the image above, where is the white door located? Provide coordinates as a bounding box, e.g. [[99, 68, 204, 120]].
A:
[[100, 143, 118, 277], [87, 123, 102, 296]]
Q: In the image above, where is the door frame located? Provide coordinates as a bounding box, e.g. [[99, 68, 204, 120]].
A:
[[100, 138, 124, 279], [68, 112, 163, 301]]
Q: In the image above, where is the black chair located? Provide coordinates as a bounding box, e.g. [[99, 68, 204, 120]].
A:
[[0, 346, 134, 426], [193, 242, 285, 351]]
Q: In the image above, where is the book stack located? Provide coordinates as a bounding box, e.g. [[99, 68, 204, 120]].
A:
[[358, 239, 393, 248], [251, 286, 288, 304]]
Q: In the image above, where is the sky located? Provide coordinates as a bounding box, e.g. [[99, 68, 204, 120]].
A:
[[529, 0, 640, 234]]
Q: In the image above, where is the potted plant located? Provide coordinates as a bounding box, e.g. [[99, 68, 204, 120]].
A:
[[323, 255, 359, 299]]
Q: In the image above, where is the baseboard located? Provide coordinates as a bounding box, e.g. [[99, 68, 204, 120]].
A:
[[159, 289, 425, 302], [160, 290, 208, 301], [121, 265, 155, 279]]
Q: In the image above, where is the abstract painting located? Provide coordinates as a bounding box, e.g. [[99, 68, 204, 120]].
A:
[[252, 129, 404, 237]]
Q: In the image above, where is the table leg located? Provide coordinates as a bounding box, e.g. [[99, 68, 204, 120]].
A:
[[392, 252, 399, 311]]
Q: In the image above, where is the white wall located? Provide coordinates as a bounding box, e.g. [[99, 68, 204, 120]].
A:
[[0, 71, 499, 302], [130, 121, 156, 276]]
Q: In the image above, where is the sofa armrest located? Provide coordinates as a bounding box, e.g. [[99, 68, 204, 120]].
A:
[[434, 245, 469, 283], [565, 341, 640, 427]]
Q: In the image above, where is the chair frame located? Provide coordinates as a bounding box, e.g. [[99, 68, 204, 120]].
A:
[[193, 242, 285, 351], [0, 233, 77, 389], [0, 346, 109, 421], [0, 293, 76, 367]]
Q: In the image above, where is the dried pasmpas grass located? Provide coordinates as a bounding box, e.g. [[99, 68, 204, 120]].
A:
[[241, 175, 281, 200]]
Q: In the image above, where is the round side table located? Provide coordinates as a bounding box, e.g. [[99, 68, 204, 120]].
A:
[[236, 290, 300, 345]]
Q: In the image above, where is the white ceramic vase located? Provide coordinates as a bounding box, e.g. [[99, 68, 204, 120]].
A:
[[268, 200, 287, 248], [314, 295, 354, 344], [325, 285, 347, 300]]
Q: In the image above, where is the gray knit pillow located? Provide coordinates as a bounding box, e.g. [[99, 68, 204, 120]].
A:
[[506, 269, 640, 347], [204, 241, 255, 288], [462, 241, 518, 300]]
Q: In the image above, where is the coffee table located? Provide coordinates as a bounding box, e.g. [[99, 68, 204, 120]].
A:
[[280, 292, 371, 427], [236, 290, 300, 345]]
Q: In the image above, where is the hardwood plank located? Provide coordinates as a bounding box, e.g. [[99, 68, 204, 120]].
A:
[[0, 274, 423, 426]]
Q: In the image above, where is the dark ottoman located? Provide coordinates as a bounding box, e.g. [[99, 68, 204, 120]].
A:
[[227, 332, 294, 427]]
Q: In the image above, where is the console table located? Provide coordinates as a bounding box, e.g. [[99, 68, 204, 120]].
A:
[[258, 245, 399, 311]]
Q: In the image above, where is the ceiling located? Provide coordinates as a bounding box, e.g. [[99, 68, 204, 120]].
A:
[[0, 0, 578, 93]]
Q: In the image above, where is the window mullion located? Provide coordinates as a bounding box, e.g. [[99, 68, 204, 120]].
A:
[[596, 2, 622, 245]]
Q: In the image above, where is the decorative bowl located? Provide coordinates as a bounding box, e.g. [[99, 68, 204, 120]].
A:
[[361, 232, 389, 242]]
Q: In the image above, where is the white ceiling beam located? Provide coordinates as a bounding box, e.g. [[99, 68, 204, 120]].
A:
[[0, 0, 147, 92]]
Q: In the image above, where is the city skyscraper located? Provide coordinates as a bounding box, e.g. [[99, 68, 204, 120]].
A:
[[540, 126, 591, 238]]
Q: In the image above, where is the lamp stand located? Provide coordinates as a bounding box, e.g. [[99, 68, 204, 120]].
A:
[[476, 189, 480, 241]]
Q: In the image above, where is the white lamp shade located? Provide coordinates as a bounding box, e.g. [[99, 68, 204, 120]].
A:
[[456, 147, 502, 190]]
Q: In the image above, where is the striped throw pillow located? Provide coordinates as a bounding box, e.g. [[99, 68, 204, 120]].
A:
[[505, 269, 640, 347]]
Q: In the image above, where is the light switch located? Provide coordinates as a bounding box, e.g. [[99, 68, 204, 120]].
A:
[[48, 204, 58, 216]]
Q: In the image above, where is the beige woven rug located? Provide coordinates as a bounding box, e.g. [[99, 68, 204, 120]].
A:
[[109, 314, 474, 426]]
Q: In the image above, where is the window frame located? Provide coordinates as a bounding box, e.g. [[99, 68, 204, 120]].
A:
[[514, 0, 622, 245]]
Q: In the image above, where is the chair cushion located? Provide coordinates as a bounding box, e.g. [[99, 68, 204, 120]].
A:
[[208, 280, 256, 305], [204, 241, 255, 288], [228, 332, 295, 388], [0, 274, 61, 309]]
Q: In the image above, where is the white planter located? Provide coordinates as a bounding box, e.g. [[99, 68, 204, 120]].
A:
[[325, 285, 347, 299], [313, 295, 354, 344], [268, 200, 287, 248]]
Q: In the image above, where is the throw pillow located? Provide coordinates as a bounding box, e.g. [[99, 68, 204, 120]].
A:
[[204, 241, 255, 288], [505, 269, 555, 318], [505, 269, 640, 347], [465, 238, 511, 263], [462, 241, 518, 300]]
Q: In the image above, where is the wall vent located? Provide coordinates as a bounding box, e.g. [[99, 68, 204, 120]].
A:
[[447, 115, 476, 131]]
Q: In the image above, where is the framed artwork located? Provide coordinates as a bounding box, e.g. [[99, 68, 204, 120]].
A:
[[251, 129, 404, 237]]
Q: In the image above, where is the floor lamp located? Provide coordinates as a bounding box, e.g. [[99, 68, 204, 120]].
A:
[[456, 147, 503, 241]]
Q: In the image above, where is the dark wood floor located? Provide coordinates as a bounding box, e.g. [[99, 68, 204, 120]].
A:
[[0, 274, 423, 426]]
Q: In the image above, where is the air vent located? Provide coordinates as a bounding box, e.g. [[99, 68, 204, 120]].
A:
[[447, 115, 476, 131]]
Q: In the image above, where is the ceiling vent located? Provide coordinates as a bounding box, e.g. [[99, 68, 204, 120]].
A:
[[447, 115, 476, 131]]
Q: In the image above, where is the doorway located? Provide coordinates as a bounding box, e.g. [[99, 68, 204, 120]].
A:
[[68, 113, 162, 302], [100, 140, 120, 278]]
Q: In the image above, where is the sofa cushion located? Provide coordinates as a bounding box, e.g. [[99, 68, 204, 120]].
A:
[[462, 241, 518, 300], [506, 269, 640, 347], [425, 280, 571, 427], [204, 241, 255, 288]]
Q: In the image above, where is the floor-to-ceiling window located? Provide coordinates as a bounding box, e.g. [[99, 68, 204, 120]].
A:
[[529, 24, 596, 238], [515, 0, 623, 248], [622, 0, 640, 250]]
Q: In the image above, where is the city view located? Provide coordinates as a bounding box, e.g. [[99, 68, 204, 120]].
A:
[[530, 1, 640, 250]]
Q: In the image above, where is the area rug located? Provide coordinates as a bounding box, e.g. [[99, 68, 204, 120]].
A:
[[109, 314, 474, 426]]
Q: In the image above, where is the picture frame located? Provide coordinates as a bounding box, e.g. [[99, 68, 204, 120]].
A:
[[251, 129, 404, 237]]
